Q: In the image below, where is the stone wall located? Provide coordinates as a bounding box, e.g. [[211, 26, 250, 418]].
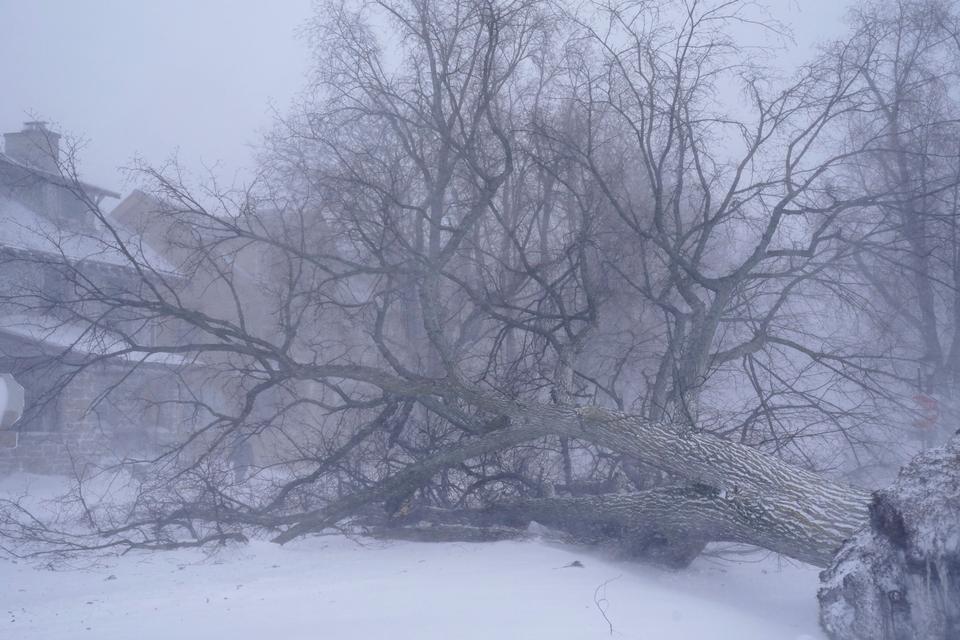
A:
[[0, 336, 204, 476]]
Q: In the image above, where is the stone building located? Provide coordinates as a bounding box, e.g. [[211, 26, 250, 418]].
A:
[[0, 122, 198, 475], [0, 123, 354, 477]]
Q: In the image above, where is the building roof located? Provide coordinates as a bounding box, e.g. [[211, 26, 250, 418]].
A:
[[0, 193, 177, 273], [0, 151, 120, 200], [0, 314, 190, 366]]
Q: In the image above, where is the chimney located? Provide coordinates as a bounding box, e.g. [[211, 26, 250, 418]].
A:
[[3, 121, 61, 173]]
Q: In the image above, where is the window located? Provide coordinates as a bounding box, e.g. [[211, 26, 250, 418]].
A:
[[0, 372, 25, 429]]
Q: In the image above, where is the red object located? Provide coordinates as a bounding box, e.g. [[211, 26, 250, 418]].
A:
[[912, 394, 940, 429]]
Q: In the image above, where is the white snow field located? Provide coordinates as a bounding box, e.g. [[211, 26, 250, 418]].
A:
[[1, 477, 826, 640]]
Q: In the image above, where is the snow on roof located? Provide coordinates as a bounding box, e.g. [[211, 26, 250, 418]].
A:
[[0, 151, 120, 199], [0, 314, 190, 366], [0, 194, 178, 274]]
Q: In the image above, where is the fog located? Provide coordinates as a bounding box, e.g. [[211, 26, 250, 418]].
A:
[[0, 0, 311, 187], [2, 0, 845, 188]]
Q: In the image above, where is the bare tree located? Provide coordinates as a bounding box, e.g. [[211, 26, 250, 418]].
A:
[[839, 0, 960, 421]]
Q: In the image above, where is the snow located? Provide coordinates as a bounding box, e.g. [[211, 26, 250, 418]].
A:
[[0, 194, 175, 273], [0, 475, 827, 640], [0, 314, 190, 365]]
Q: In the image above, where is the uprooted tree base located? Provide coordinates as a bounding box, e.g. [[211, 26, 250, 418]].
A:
[[819, 434, 960, 640]]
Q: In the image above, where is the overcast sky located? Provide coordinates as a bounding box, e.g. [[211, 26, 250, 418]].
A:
[[0, 0, 852, 197]]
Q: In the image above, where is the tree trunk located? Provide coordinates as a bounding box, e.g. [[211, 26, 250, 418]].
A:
[[277, 371, 872, 565], [394, 486, 850, 568]]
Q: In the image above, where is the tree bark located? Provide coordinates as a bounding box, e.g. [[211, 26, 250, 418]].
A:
[[276, 369, 871, 565], [394, 486, 850, 568]]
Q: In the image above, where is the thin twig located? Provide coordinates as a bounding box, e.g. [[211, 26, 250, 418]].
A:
[[593, 574, 622, 636]]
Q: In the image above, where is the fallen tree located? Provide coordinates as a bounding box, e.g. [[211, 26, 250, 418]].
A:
[[268, 372, 871, 570]]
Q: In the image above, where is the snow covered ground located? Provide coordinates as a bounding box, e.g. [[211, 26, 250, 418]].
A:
[[1, 475, 826, 640]]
